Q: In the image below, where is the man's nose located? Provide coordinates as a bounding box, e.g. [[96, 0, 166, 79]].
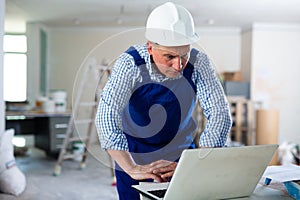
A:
[[172, 56, 182, 71]]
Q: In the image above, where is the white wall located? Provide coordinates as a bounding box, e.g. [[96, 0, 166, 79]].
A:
[[0, 0, 5, 135], [251, 23, 300, 144], [197, 27, 241, 74], [47, 27, 143, 108], [46, 26, 241, 108]]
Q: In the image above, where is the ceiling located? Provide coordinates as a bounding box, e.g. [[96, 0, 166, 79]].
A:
[[5, 0, 300, 32]]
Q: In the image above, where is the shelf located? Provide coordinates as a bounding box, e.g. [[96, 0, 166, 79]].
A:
[[227, 97, 261, 145]]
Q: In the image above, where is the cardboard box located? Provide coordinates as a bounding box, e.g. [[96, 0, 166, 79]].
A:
[[222, 71, 243, 82], [256, 109, 279, 165]]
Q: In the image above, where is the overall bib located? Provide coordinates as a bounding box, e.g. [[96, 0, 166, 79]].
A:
[[115, 46, 198, 200]]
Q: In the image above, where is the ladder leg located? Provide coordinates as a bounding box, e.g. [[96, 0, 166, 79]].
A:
[[79, 106, 97, 169]]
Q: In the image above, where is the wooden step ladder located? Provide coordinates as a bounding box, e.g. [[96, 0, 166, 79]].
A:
[[53, 59, 112, 176]]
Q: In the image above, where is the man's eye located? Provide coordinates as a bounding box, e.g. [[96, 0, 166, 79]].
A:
[[166, 55, 175, 60]]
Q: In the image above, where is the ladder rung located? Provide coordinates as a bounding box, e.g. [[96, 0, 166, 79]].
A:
[[63, 153, 77, 160], [74, 119, 93, 124], [79, 102, 97, 106], [68, 137, 85, 142]]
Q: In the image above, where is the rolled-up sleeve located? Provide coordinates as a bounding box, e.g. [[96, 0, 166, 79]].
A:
[[193, 52, 232, 147]]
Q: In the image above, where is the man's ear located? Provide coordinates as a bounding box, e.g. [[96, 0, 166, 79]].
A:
[[147, 41, 153, 55]]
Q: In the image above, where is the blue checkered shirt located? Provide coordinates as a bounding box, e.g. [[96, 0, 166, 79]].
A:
[[95, 44, 232, 151]]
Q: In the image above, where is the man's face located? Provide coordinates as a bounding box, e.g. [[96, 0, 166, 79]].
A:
[[147, 42, 191, 78]]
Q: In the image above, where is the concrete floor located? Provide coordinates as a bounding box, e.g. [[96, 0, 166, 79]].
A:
[[0, 146, 118, 200]]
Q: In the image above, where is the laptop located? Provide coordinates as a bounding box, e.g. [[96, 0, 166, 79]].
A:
[[132, 144, 278, 200]]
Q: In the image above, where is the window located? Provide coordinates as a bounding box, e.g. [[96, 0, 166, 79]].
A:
[[3, 34, 27, 102]]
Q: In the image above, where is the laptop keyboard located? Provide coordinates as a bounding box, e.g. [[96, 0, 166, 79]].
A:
[[148, 189, 167, 198]]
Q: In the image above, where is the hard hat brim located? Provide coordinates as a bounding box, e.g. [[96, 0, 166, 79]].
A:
[[145, 28, 199, 47]]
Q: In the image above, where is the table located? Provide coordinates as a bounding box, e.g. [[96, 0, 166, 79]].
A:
[[6, 110, 71, 157]]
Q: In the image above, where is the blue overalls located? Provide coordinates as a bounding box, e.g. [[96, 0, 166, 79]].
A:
[[115, 46, 198, 200]]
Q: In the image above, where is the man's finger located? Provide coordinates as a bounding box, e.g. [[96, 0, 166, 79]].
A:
[[152, 162, 177, 174], [161, 171, 175, 179], [150, 160, 175, 169]]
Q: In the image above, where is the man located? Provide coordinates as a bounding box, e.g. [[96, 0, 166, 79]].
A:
[[95, 2, 232, 200]]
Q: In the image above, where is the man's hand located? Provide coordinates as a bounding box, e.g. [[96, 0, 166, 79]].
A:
[[150, 160, 177, 181], [126, 164, 164, 182], [127, 160, 177, 182]]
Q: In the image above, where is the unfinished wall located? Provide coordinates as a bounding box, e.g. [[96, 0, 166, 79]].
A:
[[251, 23, 300, 144]]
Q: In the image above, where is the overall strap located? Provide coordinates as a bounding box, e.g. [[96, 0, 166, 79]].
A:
[[125, 46, 146, 66], [183, 48, 199, 93], [125, 46, 150, 81], [189, 48, 198, 65]]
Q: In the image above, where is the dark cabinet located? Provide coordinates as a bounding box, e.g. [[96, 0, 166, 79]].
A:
[[35, 116, 70, 157]]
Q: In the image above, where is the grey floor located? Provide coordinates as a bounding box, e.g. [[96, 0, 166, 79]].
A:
[[0, 146, 119, 200]]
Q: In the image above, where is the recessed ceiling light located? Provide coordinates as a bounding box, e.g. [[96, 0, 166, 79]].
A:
[[207, 19, 215, 25]]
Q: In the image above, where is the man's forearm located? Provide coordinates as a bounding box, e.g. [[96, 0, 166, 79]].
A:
[[107, 149, 136, 173]]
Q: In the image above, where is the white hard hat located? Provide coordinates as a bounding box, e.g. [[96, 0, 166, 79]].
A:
[[145, 2, 199, 46]]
